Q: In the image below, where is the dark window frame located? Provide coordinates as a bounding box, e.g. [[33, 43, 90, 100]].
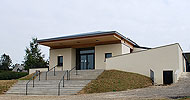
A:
[[57, 56, 63, 66], [105, 53, 112, 62]]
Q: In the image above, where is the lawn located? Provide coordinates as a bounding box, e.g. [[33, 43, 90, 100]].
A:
[[79, 70, 153, 94]]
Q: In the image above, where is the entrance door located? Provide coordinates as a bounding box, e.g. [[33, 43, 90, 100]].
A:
[[80, 54, 94, 70], [80, 55, 87, 70], [163, 71, 173, 84], [76, 47, 95, 70]]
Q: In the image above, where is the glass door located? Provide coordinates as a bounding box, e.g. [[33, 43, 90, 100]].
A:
[[87, 54, 94, 69], [77, 47, 95, 70], [80, 55, 87, 70]]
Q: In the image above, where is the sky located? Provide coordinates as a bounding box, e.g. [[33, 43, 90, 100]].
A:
[[0, 0, 190, 64]]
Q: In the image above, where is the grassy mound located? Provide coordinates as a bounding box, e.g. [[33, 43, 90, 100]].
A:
[[79, 70, 153, 94]]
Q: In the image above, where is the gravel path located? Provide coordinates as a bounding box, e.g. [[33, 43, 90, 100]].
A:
[[1, 72, 190, 100]]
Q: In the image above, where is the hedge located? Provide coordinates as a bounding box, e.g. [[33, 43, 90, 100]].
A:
[[0, 70, 28, 80]]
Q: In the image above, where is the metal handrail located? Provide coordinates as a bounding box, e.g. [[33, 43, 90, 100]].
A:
[[68, 64, 79, 80], [45, 65, 57, 80], [26, 70, 40, 95], [58, 70, 68, 96]]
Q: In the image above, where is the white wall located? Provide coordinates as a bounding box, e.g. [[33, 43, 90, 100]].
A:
[[49, 43, 131, 70], [49, 48, 76, 70], [95, 43, 130, 69], [122, 43, 131, 54], [106, 43, 184, 84]]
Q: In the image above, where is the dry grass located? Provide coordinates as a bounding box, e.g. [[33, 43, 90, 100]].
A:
[[79, 70, 153, 94], [0, 80, 17, 94], [19, 73, 35, 80]]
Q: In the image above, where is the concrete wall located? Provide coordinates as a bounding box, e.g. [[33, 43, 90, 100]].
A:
[[29, 68, 48, 74], [106, 43, 184, 84], [71, 48, 76, 69], [121, 43, 131, 54], [49, 43, 131, 70], [49, 48, 76, 71], [95, 43, 130, 69]]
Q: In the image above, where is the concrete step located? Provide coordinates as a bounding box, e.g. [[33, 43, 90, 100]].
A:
[[6, 69, 104, 96]]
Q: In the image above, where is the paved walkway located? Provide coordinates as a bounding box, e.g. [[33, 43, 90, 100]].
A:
[[1, 72, 190, 100]]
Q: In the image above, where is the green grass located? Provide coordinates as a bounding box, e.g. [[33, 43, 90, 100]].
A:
[[79, 70, 153, 94]]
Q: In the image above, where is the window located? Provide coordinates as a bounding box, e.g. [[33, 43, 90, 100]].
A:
[[105, 53, 112, 58], [80, 50, 95, 54], [57, 56, 63, 66], [105, 53, 112, 62]]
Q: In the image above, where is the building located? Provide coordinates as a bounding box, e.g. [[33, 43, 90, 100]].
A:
[[12, 64, 25, 72], [38, 31, 188, 84], [183, 53, 190, 72]]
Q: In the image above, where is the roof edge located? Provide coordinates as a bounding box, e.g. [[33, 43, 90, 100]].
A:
[[37, 31, 139, 46]]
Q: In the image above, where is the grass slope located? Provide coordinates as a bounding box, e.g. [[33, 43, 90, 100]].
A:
[[79, 70, 153, 94], [19, 73, 35, 80]]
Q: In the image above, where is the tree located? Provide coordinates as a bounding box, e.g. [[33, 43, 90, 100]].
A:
[[0, 53, 12, 70], [24, 38, 48, 70]]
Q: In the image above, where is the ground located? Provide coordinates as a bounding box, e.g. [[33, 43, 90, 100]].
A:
[[1, 72, 190, 100], [0, 80, 17, 94]]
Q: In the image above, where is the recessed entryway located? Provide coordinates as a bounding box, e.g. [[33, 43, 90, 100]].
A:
[[76, 47, 95, 70], [163, 70, 173, 84]]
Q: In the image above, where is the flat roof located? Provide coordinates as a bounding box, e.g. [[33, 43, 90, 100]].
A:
[[38, 31, 140, 49], [38, 31, 139, 46]]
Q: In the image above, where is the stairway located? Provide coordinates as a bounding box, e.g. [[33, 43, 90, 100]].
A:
[[6, 69, 104, 96]]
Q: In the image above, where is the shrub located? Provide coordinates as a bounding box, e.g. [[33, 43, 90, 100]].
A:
[[0, 70, 28, 80]]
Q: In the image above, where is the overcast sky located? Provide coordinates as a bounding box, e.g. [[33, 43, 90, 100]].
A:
[[0, 0, 190, 64]]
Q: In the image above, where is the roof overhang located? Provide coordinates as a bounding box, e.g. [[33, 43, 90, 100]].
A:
[[38, 31, 138, 49]]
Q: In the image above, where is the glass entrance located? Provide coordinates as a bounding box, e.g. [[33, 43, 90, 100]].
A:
[[80, 54, 94, 70], [76, 47, 95, 70]]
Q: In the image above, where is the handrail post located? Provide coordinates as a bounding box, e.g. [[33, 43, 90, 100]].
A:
[[58, 84, 60, 96], [63, 76, 64, 87], [68, 71, 70, 80], [26, 84, 27, 95], [67, 70, 68, 80], [54, 67, 55, 76], [39, 71, 40, 81], [46, 72, 47, 80], [33, 76, 34, 87]]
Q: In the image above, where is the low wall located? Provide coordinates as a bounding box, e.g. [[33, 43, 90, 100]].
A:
[[106, 43, 184, 84], [29, 68, 48, 74]]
